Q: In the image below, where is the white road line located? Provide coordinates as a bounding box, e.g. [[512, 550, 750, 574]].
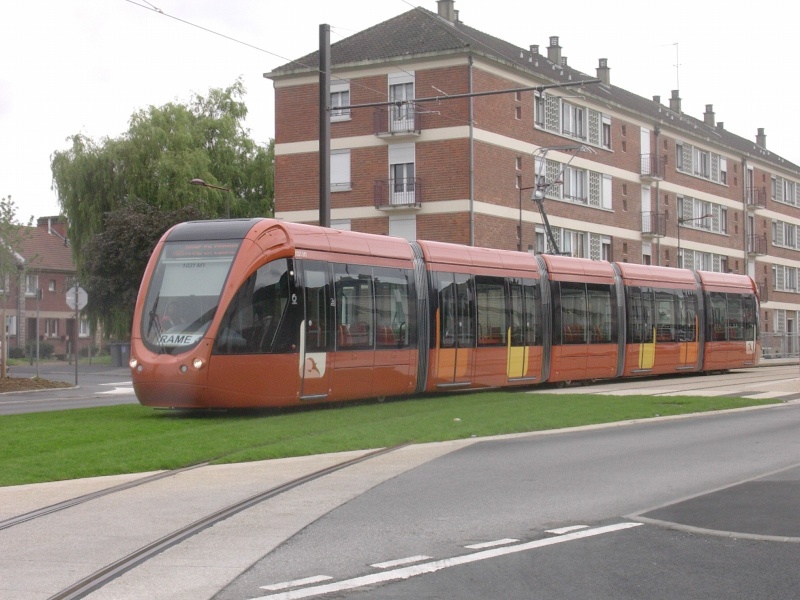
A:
[[546, 525, 588, 535], [464, 538, 519, 549], [371, 555, 432, 569], [254, 522, 642, 600], [260, 576, 333, 591]]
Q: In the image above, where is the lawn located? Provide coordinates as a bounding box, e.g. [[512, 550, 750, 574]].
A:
[[0, 391, 778, 487]]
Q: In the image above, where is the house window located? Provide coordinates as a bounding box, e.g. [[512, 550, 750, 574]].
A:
[[693, 148, 709, 178], [5, 315, 16, 336], [602, 116, 612, 149], [560, 229, 587, 258], [49, 279, 56, 292], [515, 156, 522, 171], [330, 81, 350, 122], [534, 92, 545, 127], [45, 318, 59, 337], [79, 317, 90, 337], [330, 149, 351, 192], [720, 157, 727, 185], [563, 166, 587, 203], [515, 105, 522, 120], [391, 162, 416, 205], [562, 102, 586, 140], [389, 80, 415, 132], [25, 274, 38, 296]]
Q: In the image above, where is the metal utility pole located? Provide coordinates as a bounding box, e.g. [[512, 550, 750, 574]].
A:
[[319, 24, 331, 228]]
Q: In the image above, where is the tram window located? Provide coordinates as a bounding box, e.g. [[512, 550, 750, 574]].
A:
[[435, 272, 475, 348], [476, 276, 506, 346], [587, 284, 616, 344], [334, 265, 373, 348], [509, 278, 543, 347], [708, 292, 728, 341], [676, 290, 699, 342], [301, 261, 331, 351], [726, 294, 745, 341], [374, 267, 415, 348], [626, 287, 654, 344], [214, 258, 299, 354], [555, 282, 587, 345], [655, 291, 677, 342]]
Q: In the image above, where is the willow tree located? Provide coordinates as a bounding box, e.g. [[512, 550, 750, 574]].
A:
[[51, 79, 274, 338]]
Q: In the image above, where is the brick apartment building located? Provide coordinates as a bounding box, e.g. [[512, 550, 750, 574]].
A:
[[265, 0, 800, 356], [3, 216, 89, 358]]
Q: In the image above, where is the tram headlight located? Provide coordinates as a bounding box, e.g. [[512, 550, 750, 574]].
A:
[[129, 357, 138, 369], [192, 357, 204, 370]]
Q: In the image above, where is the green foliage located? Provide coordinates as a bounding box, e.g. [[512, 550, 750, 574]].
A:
[[50, 80, 274, 339], [0, 392, 777, 486]]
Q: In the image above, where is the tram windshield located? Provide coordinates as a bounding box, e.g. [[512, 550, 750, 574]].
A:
[[141, 239, 241, 353]]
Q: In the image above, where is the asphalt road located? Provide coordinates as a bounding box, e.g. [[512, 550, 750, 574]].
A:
[[215, 402, 800, 600]]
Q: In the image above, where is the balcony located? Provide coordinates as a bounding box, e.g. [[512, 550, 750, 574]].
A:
[[746, 186, 767, 210], [374, 177, 422, 210], [374, 105, 424, 139], [641, 211, 667, 238], [746, 233, 768, 256], [640, 153, 666, 181]]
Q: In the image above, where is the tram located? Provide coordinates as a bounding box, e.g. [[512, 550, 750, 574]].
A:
[[129, 218, 760, 408]]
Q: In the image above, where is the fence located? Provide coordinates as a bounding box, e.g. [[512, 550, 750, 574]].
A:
[[760, 331, 800, 359]]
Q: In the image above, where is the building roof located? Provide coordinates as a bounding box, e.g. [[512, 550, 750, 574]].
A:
[[15, 225, 75, 273], [267, 6, 799, 176]]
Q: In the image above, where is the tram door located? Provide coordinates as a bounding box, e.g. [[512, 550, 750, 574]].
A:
[[435, 272, 474, 386], [299, 262, 331, 401]]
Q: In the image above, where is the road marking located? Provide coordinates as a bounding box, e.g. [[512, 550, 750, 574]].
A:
[[371, 555, 432, 569], [261, 576, 333, 591], [98, 386, 134, 395], [464, 538, 518, 549], [546, 525, 588, 535], [254, 522, 642, 599]]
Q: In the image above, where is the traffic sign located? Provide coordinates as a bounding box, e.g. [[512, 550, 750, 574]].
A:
[[66, 286, 88, 311]]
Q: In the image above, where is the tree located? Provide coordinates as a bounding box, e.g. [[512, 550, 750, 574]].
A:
[[51, 79, 273, 339], [0, 196, 33, 377]]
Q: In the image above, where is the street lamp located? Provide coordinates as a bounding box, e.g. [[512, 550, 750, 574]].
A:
[[676, 214, 711, 268], [190, 178, 231, 218]]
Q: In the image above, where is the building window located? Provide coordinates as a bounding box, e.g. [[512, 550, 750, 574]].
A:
[[562, 102, 586, 140], [693, 148, 709, 178], [25, 274, 38, 296], [330, 149, 351, 192], [534, 92, 545, 127], [563, 166, 587, 203], [79, 317, 90, 337], [330, 81, 351, 122], [5, 315, 16, 336], [389, 80, 415, 132], [602, 116, 612, 149], [49, 279, 56, 292], [391, 162, 416, 206], [515, 105, 522, 120], [45, 318, 59, 338], [720, 157, 727, 185], [515, 156, 522, 171]]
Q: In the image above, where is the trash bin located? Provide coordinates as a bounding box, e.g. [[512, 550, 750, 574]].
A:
[[109, 342, 130, 367]]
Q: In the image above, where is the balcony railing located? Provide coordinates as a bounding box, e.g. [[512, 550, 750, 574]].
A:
[[641, 211, 667, 238], [374, 106, 424, 137], [640, 153, 666, 180], [746, 186, 767, 210], [746, 233, 768, 255], [374, 177, 422, 209]]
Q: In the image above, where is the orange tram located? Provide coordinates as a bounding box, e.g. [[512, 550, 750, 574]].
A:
[[130, 218, 760, 409]]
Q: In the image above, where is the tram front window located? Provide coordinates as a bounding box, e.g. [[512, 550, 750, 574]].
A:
[[141, 240, 240, 353]]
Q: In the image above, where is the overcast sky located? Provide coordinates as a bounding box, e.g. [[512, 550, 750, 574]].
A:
[[4, 0, 798, 223]]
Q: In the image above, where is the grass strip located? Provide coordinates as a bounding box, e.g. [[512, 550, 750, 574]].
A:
[[0, 391, 778, 487]]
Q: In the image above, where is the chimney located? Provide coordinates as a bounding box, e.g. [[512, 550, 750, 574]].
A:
[[717, 122, 724, 130], [596, 58, 610, 85], [703, 104, 715, 126], [561, 56, 568, 67], [756, 128, 767, 148], [653, 95, 661, 104], [669, 90, 681, 113], [547, 36, 561, 64], [530, 44, 539, 55], [437, 0, 456, 22]]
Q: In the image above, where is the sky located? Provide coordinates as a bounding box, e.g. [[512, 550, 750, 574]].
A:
[[3, 0, 799, 223]]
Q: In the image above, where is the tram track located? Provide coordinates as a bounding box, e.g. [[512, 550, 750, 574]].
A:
[[45, 443, 409, 600]]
